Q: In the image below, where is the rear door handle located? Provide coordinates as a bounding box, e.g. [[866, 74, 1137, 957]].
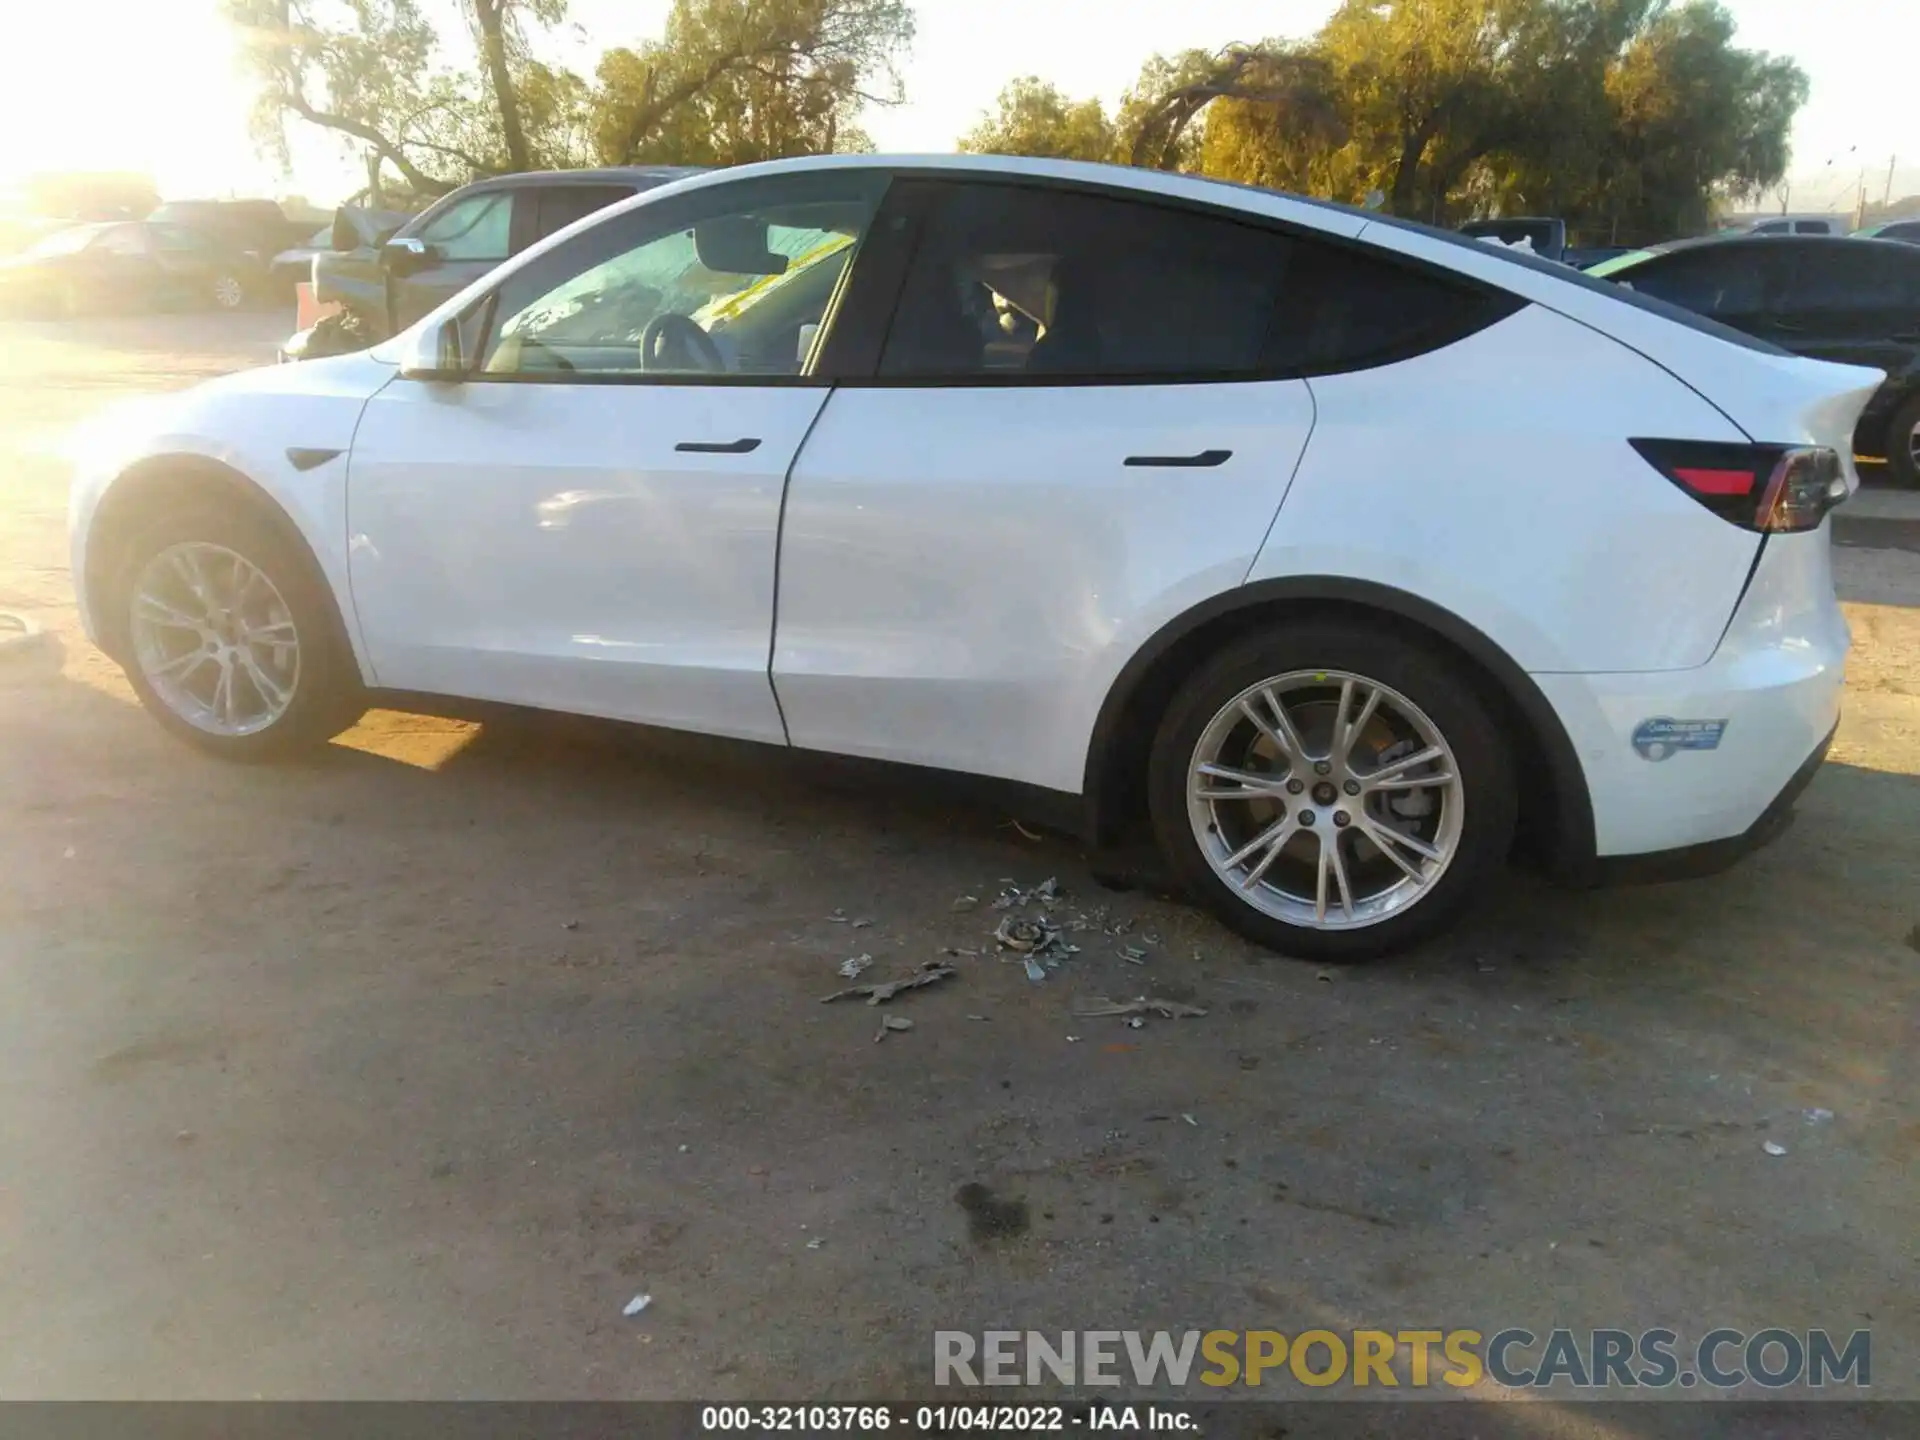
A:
[[675, 437, 762, 454], [1123, 448, 1232, 468]]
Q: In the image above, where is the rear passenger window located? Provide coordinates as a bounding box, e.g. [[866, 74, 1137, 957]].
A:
[[1618, 249, 1769, 318], [877, 183, 1505, 383], [536, 186, 634, 240], [878, 184, 1285, 380]]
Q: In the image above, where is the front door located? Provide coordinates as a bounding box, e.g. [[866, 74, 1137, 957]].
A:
[[772, 179, 1319, 795], [347, 170, 888, 742]]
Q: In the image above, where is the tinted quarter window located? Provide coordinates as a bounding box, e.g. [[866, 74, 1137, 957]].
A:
[[1264, 240, 1509, 375], [878, 184, 1287, 380], [1792, 221, 1832, 235], [536, 186, 635, 240], [1793, 246, 1920, 312]]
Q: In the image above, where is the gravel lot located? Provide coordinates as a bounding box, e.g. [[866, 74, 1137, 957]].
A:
[[1, 311, 1916, 1427]]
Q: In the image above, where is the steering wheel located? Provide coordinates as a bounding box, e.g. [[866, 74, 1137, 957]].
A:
[[640, 312, 726, 374]]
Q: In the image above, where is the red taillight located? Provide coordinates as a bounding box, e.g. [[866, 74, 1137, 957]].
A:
[[1630, 439, 1849, 533]]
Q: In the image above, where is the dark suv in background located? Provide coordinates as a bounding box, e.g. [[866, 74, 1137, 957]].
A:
[[286, 166, 699, 359], [148, 199, 309, 264], [1592, 235, 1920, 486]]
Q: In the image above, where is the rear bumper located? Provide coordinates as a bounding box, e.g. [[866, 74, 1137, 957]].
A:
[[1593, 722, 1834, 884]]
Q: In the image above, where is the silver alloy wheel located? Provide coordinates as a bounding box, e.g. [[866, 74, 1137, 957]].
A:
[[1185, 670, 1465, 930], [212, 274, 244, 309], [129, 541, 300, 737], [1908, 415, 1920, 471]]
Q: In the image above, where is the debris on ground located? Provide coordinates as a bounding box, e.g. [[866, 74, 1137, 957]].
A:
[[1762, 1140, 1787, 1157], [822, 961, 956, 1006], [875, 1015, 914, 1042], [1023, 956, 1047, 983], [995, 916, 1048, 951], [993, 877, 1064, 911], [1073, 996, 1209, 1020], [851, 918, 872, 929], [837, 953, 874, 979], [1126, 1017, 1145, 1029], [1316, 969, 1337, 982], [966, 1014, 990, 1022], [951, 895, 980, 912], [562, 919, 579, 931], [1804, 1108, 1834, 1124], [1182, 1113, 1199, 1127], [1010, 819, 1045, 842], [622, 1294, 652, 1317], [806, 1237, 824, 1249], [1118, 945, 1148, 965], [827, 909, 849, 923]]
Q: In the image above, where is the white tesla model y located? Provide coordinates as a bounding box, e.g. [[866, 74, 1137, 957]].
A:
[[69, 156, 1878, 960]]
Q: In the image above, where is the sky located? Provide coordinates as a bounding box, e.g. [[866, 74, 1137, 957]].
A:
[[0, 0, 1912, 212]]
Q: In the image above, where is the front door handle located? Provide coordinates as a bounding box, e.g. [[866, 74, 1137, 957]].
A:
[[675, 437, 762, 454], [1123, 448, 1232, 468]]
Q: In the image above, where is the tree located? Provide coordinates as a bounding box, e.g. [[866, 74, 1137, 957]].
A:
[[467, 0, 570, 172], [958, 78, 1116, 162], [227, 0, 469, 195], [590, 0, 913, 167], [1118, 46, 1343, 174]]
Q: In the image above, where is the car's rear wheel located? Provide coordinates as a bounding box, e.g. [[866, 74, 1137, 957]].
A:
[[1147, 622, 1516, 962], [210, 272, 247, 310], [1884, 392, 1920, 488], [119, 506, 363, 758]]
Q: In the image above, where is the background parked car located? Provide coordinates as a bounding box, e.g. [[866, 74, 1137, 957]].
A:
[[0, 220, 266, 316], [147, 198, 308, 264], [268, 223, 334, 295], [285, 167, 699, 359], [1590, 235, 1920, 485], [1723, 214, 1847, 236], [1853, 219, 1920, 246]]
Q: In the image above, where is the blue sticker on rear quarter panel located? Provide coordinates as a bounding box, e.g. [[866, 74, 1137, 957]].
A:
[[1632, 717, 1728, 761]]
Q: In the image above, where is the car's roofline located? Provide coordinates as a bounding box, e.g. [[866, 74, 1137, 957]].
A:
[[447, 166, 707, 195]]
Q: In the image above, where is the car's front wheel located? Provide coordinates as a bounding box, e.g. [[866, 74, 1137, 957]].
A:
[[1885, 391, 1920, 488], [1148, 622, 1516, 962], [119, 506, 363, 758]]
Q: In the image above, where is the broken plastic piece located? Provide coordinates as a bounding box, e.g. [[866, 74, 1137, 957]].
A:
[[838, 953, 874, 979], [823, 961, 956, 1006], [1023, 956, 1047, 983], [1073, 996, 1209, 1020], [875, 1015, 914, 1042], [1762, 1140, 1787, 1156], [623, 1295, 652, 1317]]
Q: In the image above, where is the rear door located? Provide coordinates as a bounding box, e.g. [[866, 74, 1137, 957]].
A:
[[771, 179, 1319, 793], [529, 185, 638, 243], [392, 187, 515, 329]]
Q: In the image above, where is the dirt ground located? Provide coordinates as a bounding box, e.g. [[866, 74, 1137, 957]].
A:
[[1, 311, 1917, 1424]]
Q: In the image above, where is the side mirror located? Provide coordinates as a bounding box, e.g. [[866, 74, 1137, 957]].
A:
[[398, 317, 467, 382], [382, 237, 437, 276]]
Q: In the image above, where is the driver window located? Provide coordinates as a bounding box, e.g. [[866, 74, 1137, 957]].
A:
[[417, 192, 512, 262], [479, 181, 882, 380]]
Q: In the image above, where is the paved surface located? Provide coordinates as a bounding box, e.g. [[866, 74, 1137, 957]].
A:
[[1, 313, 1917, 1423]]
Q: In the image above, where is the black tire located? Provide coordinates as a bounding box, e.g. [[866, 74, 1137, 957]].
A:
[[115, 502, 365, 760], [1883, 391, 1920, 489], [1147, 621, 1517, 963]]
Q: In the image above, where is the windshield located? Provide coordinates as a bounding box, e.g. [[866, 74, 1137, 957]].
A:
[[27, 224, 102, 258]]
